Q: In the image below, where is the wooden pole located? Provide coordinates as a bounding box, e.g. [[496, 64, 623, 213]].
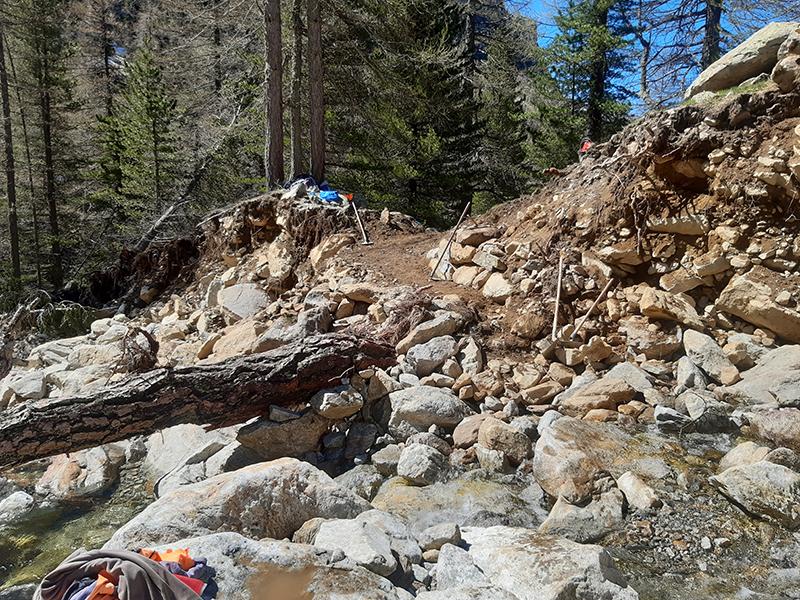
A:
[[551, 251, 564, 341], [430, 201, 471, 281], [571, 278, 616, 340]]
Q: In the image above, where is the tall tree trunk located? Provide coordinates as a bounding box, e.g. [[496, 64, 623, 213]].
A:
[[0, 20, 20, 280], [586, 2, 609, 141], [7, 37, 41, 286], [307, 0, 325, 183], [153, 121, 161, 212], [265, 0, 284, 187], [465, 0, 476, 81], [290, 0, 304, 178], [634, 0, 653, 108], [701, 0, 723, 69], [98, 0, 114, 118], [213, 0, 222, 94], [39, 43, 62, 288]]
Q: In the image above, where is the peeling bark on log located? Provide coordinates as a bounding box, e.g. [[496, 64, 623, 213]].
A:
[[0, 334, 394, 469]]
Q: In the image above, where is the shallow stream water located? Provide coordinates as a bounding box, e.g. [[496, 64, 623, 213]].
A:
[[0, 463, 150, 590], [0, 428, 795, 599]]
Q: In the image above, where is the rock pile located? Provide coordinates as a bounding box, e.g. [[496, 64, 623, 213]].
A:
[[5, 37, 800, 596]]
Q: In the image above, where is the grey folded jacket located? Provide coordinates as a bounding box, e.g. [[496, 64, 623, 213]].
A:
[[34, 549, 201, 600]]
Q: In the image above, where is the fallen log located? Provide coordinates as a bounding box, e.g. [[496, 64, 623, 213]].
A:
[[0, 334, 394, 469]]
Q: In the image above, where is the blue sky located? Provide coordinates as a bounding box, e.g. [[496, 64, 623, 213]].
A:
[[518, 1, 652, 106], [512, 0, 794, 107]]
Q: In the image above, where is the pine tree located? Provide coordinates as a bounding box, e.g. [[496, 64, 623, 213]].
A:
[[17, 0, 75, 288], [551, 0, 632, 142], [471, 6, 534, 210], [0, 20, 20, 281], [111, 45, 179, 218], [328, 0, 482, 224]]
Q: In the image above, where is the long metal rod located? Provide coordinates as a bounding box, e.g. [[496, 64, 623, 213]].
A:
[[349, 196, 372, 245], [430, 201, 471, 280], [571, 278, 616, 340], [551, 251, 564, 341]]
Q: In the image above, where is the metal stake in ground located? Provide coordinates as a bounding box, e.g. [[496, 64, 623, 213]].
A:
[[346, 195, 373, 245], [571, 278, 616, 340], [430, 201, 472, 281], [551, 251, 565, 341]]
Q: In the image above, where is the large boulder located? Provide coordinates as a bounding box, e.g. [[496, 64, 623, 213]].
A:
[[533, 416, 662, 503], [716, 346, 800, 407], [429, 543, 489, 590], [397, 444, 449, 486], [0, 491, 35, 528], [778, 25, 800, 60], [334, 465, 384, 501], [27, 336, 85, 367], [217, 283, 270, 321], [236, 412, 333, 461], [717, 266, 800, 342], [481, 273, 513, 303], [313, 519, 397, 576], [387, 386, 474, 441], [142, 424, 239, 490], [7, 370, 47, 400], [710, 461, 800, 529], [152, 532, 405, 599], [255, 307, 332, 352], [453, 413, 491, 448], [455, 227, 499, 247], [372, 475, 548, 534], [539, 489, 625, 543], [309, 233, 355, 271], [618, 316, 681, 359], [772, 27, 800, 91], [209, 319, 265, 361], [35, 445, 126, 502], [639, 288, 704, 330], [395, 313, 463, 354], [683, 330, 739, 385], [745, 408, 800, 452], [429, 526, 639, 600], [685, 22, 799, 98], [261, 233, 296, 287], [311, 386, 364, 419], [406, 336, 458, 377], [604, 362, 653, 393], [104, 458, 371, 548], [559, 377, 637, 417], [477, 417, 532, 465], [718, 442, 771, 473], [0, 584, 38, 600], [616, 471, 661, 511]]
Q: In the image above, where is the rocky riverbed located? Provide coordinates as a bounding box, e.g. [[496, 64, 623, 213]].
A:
[[3, 22, 800, 600]]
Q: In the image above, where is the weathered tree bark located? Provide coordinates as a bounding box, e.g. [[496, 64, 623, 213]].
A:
[[0, 18, 20, 280], [307, 0, 325, 183], [212, 0, 222, 95], [290, 0, 304, 179], [97, 0, 115, 118], [265, 0, 285, 187], [701, 0, 723, 69], [0, 334, 394, 469]]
